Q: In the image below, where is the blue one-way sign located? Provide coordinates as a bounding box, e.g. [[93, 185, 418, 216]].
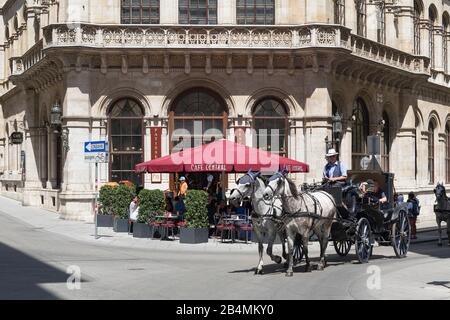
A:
[[84, 141, 107, 153]]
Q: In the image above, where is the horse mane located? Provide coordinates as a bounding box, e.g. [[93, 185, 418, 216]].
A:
[[286, 177, 300, 199]]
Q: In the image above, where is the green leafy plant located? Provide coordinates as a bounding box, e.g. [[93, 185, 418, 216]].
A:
[[112, 185, 135, 219], [184, 190, 209, 228], [137, 189, 165, 223], [98, 185, 116, 215]]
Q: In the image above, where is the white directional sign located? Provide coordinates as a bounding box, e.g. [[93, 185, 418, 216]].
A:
[[84, 141, 108, 163]]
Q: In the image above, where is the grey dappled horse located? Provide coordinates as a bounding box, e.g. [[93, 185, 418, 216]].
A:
[[229, 170, 287, 275], [433, 183, 450, 246], [263, 170, 337, 276]]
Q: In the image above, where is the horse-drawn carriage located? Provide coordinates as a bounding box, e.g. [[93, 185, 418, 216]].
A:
[[301, 170, 411, 263]]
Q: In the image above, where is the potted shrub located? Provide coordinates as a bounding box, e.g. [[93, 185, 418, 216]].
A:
[[112, 185, 135, 233], [133, 189, 165, 238], [97, 185, 116, 227], [180, 190, 209, 244]]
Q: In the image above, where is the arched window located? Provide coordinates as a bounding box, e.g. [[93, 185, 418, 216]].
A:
[[443, 13, 449, 74], [429, 5, 437, 69], [170, 88, 227, 152], [446, 123, 450, 183], [356, 0, 366, 37], [121, 0, 160, 24], [381, 111, 390, 172], [414, 1, 422, 55], [334, 0, 345, 25], [428, 120, 435, 184], [377, 3, 385, 44], [179, 0, 217, 24], [252, 98, 288, 157], [109, 98, 144, 186], [237, 0, 274, 25], [352, 98, 369, 169]]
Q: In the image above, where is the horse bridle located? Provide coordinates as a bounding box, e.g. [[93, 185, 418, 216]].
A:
[[232, 173, 279, 219]]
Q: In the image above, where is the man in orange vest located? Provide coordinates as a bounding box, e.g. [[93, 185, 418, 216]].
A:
[[178, 176, 188, 198]]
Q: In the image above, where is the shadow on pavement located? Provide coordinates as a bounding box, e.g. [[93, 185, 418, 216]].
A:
[[0, 241, 83, 299], [408, 240, 450, 259]]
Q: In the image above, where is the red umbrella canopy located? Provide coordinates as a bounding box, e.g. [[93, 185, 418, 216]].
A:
[[135, 139, 309, 173]]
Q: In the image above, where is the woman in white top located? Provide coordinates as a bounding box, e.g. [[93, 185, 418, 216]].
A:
[[129, 196, 140, 222]]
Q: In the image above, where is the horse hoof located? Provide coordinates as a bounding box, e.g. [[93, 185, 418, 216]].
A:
[[274, 256, 282, 264], [317, 265, 324, 271], [285, 272, 293, 277]]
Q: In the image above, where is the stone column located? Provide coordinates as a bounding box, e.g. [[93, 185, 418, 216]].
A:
[[160, 0, 178, 24], [302, 70, 332, 182], [433, 26, 444, 71], [391, 90, 417, 189], [218, 0, 236, 24], [419, 20, 430, 59], [345, 0, 357, 33], [385, 5, 397, 48], [22, 90, 42, 206], [365, 1, 378, 42], [59, 70, 94, 222], [396, 6, 414, 53], [447, 33, 450, 73], [305, 0, 332, 23], [275, 0, 290, 24]]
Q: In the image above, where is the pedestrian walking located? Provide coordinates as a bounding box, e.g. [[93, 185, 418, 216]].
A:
[[407, 192, 420, 239]]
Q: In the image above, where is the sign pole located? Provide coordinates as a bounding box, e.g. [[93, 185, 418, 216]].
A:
[[94, 162, 98, 239]]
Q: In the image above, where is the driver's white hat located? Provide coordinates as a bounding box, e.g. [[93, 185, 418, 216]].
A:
[[325, 148, 339, 157]]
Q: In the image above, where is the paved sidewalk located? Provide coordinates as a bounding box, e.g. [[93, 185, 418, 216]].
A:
[[0, 196, 446, 250], [0, 196, 263, 253]]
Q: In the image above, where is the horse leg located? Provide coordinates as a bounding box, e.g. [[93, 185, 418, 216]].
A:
[[266, 227, 282, 264], [280, 230, 288, 261], [254, 229, 264, 274], [302, 231, 312, 272], [285, 230, 295, 277], [447, 217, 450, 246], [317, 226, 331, 271], [437, 218, 443, 246]]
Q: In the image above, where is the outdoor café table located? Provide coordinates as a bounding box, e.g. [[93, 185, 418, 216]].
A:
[[155, 215, 179, 240], [222, 217, 246, 243]]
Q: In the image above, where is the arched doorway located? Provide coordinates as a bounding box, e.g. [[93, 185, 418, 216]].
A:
[[108, 98, 144, 186], [169, 87, 228, 191]]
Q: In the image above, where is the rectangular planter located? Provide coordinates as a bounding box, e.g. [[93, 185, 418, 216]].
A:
[[179, 227, 209, 244], [133, 223, 151, 238], [113, 217, 129, 233], [96, 214, 114, 228]]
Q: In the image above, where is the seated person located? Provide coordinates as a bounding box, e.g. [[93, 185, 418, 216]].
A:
[[207, 194, 217, 234], [215, 200, 229, 225], [363, 179, 388, 206], [173, 196, 186, 221]]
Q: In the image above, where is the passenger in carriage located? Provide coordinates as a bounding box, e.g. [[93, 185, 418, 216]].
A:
[[364, 179, 388, 206], [322, 149, 348, 186]]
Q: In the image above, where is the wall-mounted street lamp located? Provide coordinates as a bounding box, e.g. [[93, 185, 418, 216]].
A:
[[50, 100, 69, 152], [50, 101, 62, 127]]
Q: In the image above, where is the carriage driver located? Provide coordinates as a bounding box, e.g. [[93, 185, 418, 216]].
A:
[[323, 149, 348, 185]]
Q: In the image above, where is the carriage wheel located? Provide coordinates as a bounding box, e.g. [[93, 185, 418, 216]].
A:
[[293, 234, 304, 265], [355, 218, 373, 264], [392, 210, 410, 258], [333, 239, 352, 256]]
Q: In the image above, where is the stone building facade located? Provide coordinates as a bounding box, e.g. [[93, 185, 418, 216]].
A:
[[0, 0, 449, 225]]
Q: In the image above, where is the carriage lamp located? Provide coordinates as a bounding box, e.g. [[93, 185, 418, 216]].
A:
[[50, 101, 62, 127]]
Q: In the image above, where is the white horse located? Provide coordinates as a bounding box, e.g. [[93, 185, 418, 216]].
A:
[[433, 183, 450, 246], [229, 170, 287, 275], [263, 170, 337, 276]]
